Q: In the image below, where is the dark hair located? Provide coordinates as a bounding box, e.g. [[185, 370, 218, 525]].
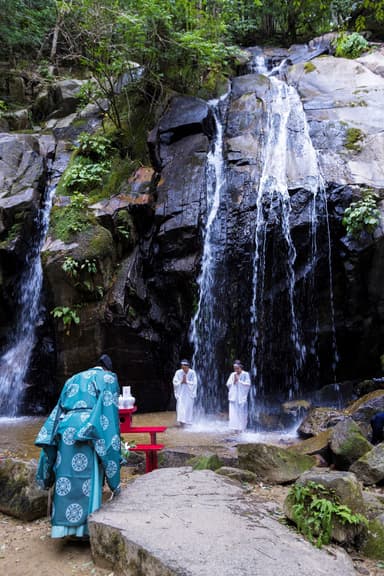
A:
[[98, 353, 113, 371], [180, 359, 190, 366], [233, 359, 243, 367]]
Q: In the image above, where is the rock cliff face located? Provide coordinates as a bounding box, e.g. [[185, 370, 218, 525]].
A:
[[0, 41, 384, 416]]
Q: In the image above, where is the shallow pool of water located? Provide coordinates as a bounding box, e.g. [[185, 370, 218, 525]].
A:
[[0, 411, 299, 461]]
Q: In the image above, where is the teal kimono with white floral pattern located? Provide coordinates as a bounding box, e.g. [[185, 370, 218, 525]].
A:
[[35, 366, 121, 536]]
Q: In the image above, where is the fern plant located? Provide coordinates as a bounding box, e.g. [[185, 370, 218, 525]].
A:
[[288, 481, 366, 548]]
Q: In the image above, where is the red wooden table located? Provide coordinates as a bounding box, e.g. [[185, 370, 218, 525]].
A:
[[119, 407, 167, 472], [119, 406, 137, 432]]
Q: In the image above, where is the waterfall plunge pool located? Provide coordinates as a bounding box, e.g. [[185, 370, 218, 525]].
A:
[[0, 411, 299, 461]]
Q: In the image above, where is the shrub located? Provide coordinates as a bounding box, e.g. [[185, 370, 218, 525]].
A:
[[342, 192, 381, 237], [62, 158, 111, 193], [334, 33, 369, 59], [77, 132, 112, 161]]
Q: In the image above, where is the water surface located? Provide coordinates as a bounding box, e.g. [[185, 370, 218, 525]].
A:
[[0, 412, 299, 461]]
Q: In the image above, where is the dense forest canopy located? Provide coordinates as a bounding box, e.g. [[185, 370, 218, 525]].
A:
[[0, 0, 383, 130], [1, 1, 383, 62]]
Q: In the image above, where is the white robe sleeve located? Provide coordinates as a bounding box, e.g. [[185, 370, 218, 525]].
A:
[[187, 369, 197, 399], [173, 370, 182, 400], [238, 371, 251, 405]]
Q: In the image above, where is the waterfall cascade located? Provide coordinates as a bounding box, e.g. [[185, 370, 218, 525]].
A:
[[0, 162, 56, 416], [191, 49, 339, 428], [190, 95, 229, 420]]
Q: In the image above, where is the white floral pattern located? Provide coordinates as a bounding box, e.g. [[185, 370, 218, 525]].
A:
[[67, 383, 79, 397], [106, 460, 118, 478], [72, 453, 88, 472], [82, 479, 91, 497], [95, 439, 106, 456], [111, 434, 121, 451], [65, 503, 83, 523], [62, 427, 77, 445], [74, 400, 88, 409], [87, 382, 97, 396], [56, 477, 71, 496], [100, 415, 109, 430], [103, 390, 114, 406]]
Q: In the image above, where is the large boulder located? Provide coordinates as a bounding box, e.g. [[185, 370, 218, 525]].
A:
[[346, 390, 384, 435], [89, 467, 356, 576], [284, 469, 366, 546], [0, 458, 47, 520], [297, 407, 344, 438], [288, 429, 332, 463], [329, 418, 373, 469], [350, 443, 384, 485], [237, 443, 316, 484]]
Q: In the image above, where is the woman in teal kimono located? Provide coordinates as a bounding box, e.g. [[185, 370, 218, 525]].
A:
[[35, 354, 121, 539]]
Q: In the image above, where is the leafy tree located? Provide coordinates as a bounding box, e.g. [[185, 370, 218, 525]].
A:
[[0, 0, 56, 60]]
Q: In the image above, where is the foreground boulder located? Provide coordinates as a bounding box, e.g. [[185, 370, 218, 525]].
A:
[[89, 467, 355, 576], [0, 458, 47, 520]]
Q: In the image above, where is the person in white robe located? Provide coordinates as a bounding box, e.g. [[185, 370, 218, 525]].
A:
[[172, 359, 197, 426], [226, 360, 251, 432]]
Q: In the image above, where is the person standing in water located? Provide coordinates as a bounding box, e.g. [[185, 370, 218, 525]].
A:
[[172, 359, 197, 427], [35, 353, 121, 540], [226, 360, 251, 432]]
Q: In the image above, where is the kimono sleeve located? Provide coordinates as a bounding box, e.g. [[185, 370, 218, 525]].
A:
[[76, 371, 121, 492], [35, 404, 62, 489]]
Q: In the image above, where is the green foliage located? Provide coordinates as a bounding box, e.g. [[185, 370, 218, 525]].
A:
[[344, 127, 364, 152], [61, 255, 101, 297], [342, 192, 381, 238], [50, 193, 92, 242], [51, 305, 80, 335], [81, 258, 97, 274], [0, 0, 56, 59], [62, 256, 79, 278], [62, 158, 111, 193], [76, 132, 112, 161], [0, 100, 7, 117], [334, 32, 369, 58], [289, 481, 367, 548]]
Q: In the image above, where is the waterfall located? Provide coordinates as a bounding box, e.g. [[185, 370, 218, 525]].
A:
[[190, 96, 229, 420], [189, 50, 340, 428], [0, 163, 56, 416], [248, 54, 338, 423]]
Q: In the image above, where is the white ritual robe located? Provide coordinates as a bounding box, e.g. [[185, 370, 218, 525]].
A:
[[226, 370, 251, 431], [173, 368, 197, 425]]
